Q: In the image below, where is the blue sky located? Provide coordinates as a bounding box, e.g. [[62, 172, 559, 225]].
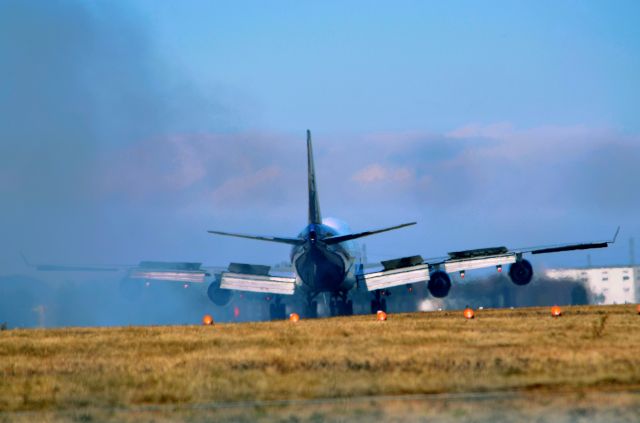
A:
[[136, 1, 640, 133], [1, 0, 639, 273]]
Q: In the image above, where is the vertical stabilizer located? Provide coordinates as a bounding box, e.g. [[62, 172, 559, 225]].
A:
[[307, 130, 322, 224]]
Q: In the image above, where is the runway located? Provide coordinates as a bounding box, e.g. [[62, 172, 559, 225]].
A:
[[3, 390, 639, 422]]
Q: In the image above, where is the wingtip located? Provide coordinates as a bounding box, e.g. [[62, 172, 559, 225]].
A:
[[612, 226, 621, 243], [19, 251, 31, 267]]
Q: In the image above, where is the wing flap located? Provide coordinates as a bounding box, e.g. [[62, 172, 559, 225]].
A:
[[358, 264, 430, 291], [220, 272, 296, 295], [128, 261, 208, 283], [128, 269, 207, 283], [443, 253, 516, 273]]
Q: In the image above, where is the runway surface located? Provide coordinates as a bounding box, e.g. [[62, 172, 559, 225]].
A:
[[3, 390, 639, 422]]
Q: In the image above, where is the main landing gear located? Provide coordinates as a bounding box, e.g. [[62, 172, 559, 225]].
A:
[[304, 296, 319, 319], [370, 290, 388, 314], [329, 292, 353, 317], [302, 292, 353, 318]]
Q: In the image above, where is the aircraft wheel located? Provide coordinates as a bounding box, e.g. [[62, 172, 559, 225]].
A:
[[344, 300, 354, 316], [329, 300, 338, 317], [304, 301, 318, 318], [371, 299, 387, 314]]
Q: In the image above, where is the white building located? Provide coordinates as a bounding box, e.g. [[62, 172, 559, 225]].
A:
[[545, 266, 639, 305]]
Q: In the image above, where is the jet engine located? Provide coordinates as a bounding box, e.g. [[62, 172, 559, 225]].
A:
[[508, 259, 533, 285], [428, 271, 452, 298], [207, 275, 233, 306]]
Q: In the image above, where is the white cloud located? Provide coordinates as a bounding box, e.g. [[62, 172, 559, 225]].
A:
[[211, 165, 282, 205], [352, 164, 414, 185]]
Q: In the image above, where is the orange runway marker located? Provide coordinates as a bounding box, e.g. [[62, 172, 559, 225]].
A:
[[376, 310, 387, 321], [289, 313, 300, 322], [636, 304, 640, 315], [202, 314, 214, 326], [463, 307, 475, 319], [551, 305, 562, 317]]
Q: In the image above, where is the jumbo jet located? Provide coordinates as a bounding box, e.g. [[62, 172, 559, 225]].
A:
[[26, 130, 617, 320], [205, 130, 618, 319]]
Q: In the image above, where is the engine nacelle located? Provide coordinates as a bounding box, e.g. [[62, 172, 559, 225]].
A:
[[508, 259, 533, 286], [207, 275, 233, 306], [428, 271, 452, 298]]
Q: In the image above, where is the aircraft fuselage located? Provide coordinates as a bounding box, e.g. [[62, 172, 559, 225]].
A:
[[291, 223, 357, 295]]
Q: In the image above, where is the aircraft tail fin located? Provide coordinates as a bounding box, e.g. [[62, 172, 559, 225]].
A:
[[307, 130, 322, 225]]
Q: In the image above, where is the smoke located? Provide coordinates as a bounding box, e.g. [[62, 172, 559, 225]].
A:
[[0, 0, 235, 326], [0, 1, 225, 268]]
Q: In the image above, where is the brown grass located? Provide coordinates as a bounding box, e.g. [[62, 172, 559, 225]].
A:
[[1, 305, 639, 413]]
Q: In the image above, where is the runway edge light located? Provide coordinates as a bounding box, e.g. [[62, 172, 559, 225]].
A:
[[551, 305, 562, 317], [377, 310, 387, 321], [202, 314, 214, 326], [289, 313, 300, 322], [463, 307, 475, 319]]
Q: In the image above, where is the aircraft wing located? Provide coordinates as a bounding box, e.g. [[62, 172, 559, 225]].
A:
[[513, 226, 619, 255], [22, 254, 227, 284], [358, 228, 619, 291], [217, 262, 296, 295], [423, 227, 619, 275]]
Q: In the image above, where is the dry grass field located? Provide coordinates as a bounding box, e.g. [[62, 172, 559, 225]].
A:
[[1, 305, 639, 417]]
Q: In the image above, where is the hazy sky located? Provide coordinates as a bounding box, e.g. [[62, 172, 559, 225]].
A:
[[1, 0, 639, 275]]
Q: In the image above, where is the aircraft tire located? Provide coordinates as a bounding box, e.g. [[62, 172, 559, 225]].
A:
[[370, 299, 387, 314], [305, 301, 318, 318], [345, 300, 353, 316]]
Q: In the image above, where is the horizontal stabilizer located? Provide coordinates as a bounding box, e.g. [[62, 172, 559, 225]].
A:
[[220, 272, 296, 295], [358, 264, 429, 291], [208, 230, 303, 245], [324, 222, 416, 245]]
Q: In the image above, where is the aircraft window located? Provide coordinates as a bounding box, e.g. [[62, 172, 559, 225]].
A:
[[602, 277, 608, 281], [623, 276, 630, 281]]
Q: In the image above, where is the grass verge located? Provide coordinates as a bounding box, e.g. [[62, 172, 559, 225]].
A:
[[1, 305, 639, 413]]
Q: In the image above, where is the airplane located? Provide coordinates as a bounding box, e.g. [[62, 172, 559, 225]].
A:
[[205, 130, 619, 319]]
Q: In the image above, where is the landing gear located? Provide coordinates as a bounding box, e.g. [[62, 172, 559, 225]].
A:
[[329, 293, 353, 317], [301, 293, 319, 318], [370, 290, 388, 314], [304, 300, 318, 318], [269, 297, 287, 320]]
